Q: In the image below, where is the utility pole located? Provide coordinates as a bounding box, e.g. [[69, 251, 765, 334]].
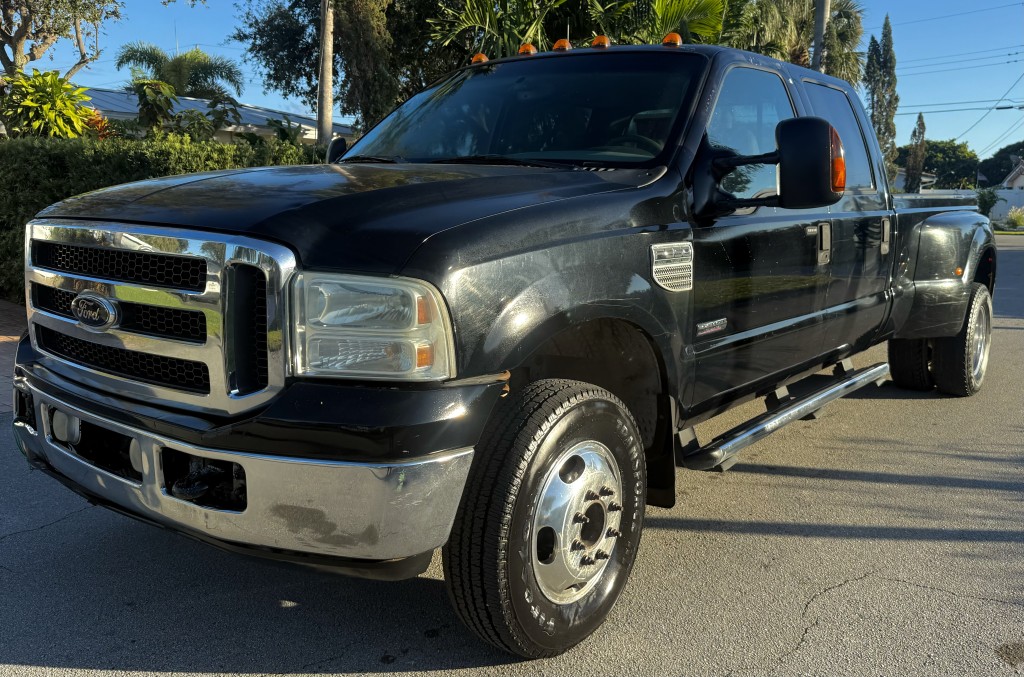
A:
[[812, 0, 831, 72], [316, 0, 334, 146]]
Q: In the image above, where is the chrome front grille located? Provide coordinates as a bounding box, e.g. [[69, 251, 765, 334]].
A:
[[25, 220, 296, 415]]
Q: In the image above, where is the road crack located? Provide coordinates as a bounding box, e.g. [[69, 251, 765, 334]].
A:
[[880, 576, 1024, 611], [0, 505, 92, 544], [775, 569, 879, 668]]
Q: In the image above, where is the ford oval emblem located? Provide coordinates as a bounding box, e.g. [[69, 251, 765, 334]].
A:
[[70, 292, 119, 332]]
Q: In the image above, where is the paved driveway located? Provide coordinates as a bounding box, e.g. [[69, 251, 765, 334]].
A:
[[1, 236, 1022, 677]]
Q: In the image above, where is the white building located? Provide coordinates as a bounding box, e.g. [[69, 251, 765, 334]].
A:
[[999, 160, 1024, 190]]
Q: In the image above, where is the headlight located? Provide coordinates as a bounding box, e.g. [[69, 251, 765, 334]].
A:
[[292, 273, 455, 380]]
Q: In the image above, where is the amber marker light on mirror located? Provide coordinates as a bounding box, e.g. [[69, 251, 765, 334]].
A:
[[470, 52, 489, 64], [591, 35, 611, 48], [662, 32, 683, 47], [552, 39, 573, 51], [830, 127, 847, 193], [518, 43, 538, 55]]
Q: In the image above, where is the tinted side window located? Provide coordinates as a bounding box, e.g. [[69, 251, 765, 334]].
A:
[[707, 68, 795, 200], [804, 82, 874, 190]]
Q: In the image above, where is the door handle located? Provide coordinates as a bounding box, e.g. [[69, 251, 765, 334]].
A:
[[880, 217, 891, 255], [817, 222, 831, 265]]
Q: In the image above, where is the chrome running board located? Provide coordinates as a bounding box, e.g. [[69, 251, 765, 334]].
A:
[[681, 362, 890, 471]]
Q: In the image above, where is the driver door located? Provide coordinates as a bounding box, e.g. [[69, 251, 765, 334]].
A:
[[690, 67, 831, 411]]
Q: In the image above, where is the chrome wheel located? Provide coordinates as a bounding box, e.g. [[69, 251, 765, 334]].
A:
[[971, 299, 991, 385], [532, 440, 623, 605]]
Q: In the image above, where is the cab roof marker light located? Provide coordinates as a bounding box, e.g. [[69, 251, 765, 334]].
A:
[[470, 52, 488, 64], [518, 43, 538, 55], [591, 35, 611, 49], [552, 39, 573, 51], [662, 32, 683, 47]]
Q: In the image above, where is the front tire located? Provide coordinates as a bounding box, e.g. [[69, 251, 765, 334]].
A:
[[931, 282, 993, 397], [443, 379, 646, 658]]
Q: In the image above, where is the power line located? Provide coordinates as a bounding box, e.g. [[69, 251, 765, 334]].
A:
[[900, 44, 1024, 64], [956, 71, 1024, 140], [900, 98, 1024, 108], [901, 58, 1024, 76], [867, 2, 1024, 30], [896, 105, 1024, 116], [898, 51, 1024, 72], [978, 115, 1024, 155]]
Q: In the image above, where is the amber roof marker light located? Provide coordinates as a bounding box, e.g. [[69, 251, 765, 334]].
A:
[[470, 52, 489, 64], [518, 43, 538, 55], [591, 35, 611, 49], [552, 39, 573, 51], [662, 32, 683, 47]]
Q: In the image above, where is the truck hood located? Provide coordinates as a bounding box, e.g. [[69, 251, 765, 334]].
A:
[[38, 163, 638, 274]]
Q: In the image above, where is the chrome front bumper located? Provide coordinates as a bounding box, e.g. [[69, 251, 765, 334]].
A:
[[12, 377, 474, 564]]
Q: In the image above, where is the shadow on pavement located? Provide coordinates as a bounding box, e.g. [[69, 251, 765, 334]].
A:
[[0, 499, 516, 674], [728, 463, 1024, 493]]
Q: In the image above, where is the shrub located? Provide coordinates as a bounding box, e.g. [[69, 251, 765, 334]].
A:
[[975, 187, 1005, 218], [0, 135, 321, 300], [0, 69, 93, 138], [132, 79, 178, 131], [1005, 206, 1024, 231]]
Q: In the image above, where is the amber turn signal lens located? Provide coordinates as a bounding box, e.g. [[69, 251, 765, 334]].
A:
[[955, 267, 964, 276], [470, 52, 488, 64], [591, 35, 611, 48], [829, 127, 846, 193], [662, 32, 683, 47], [552, 39, 573, 51], [518, 43, 537, 55], [416, 295, 431, 324], [416, 344, 434, 369]]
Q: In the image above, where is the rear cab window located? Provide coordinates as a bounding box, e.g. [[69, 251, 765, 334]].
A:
[[803, 82, 876, 192]]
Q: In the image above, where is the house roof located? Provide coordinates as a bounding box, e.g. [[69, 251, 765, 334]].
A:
[[83, 87, 354, 136], [1000, 160, 1024, 187]]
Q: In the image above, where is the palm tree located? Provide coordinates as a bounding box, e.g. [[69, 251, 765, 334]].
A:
[[723, 0, 864, 85], [589, 0, 726, 45], [115, 43, 245, 99], [429, 0, 570, 60]]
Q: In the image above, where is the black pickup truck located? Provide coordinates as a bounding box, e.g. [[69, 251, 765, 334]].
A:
[[13, 42, 996, 658]]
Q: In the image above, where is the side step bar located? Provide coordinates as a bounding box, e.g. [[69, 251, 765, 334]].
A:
[[681, 362, 890, 471]]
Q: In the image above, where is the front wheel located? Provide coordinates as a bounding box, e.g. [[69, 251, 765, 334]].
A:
[[931, 282, 993, 396], [443, 379, 646, 658]]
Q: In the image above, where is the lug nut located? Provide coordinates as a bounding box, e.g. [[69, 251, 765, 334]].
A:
[[599, 485, 615, 497], [580, 555, 596, 566], [571, 539, 585, 552], [606, 528, 621, 538], [573, 512, 589, 524], [595, 550, 610, 560], [608, 502, 622, 512], [585, 490, 600, 501]]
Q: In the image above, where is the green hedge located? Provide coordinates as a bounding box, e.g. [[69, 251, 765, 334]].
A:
[[0, 134, 320, 301]]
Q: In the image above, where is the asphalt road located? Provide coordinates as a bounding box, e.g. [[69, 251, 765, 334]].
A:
[[1, 236, 1022, 677]]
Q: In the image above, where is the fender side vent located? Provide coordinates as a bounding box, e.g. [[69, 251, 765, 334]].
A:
[[651, 242, 694, 292]]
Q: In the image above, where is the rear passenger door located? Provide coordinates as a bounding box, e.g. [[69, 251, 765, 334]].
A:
[[690, 67, 831, 410], [803, 81, 895, 353]]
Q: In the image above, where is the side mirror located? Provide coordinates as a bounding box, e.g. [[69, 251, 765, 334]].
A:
[[697, 116, 845, 218], [326, 136, 348, 164], [775, 117, 845, 209]]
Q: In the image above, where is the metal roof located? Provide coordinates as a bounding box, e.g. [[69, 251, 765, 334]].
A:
[[83, 87, 353, 136]]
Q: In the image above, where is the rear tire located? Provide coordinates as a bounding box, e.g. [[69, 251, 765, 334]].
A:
[[931, 282, 993, 397], [887, 338, 934, 391], [443, 379, 646, 658]]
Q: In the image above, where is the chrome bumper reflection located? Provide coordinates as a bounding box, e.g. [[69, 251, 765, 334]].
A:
[[13, 378, 473, 561]]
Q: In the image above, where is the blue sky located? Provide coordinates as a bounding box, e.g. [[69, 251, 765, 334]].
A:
[[40, 0, 1024, 159]]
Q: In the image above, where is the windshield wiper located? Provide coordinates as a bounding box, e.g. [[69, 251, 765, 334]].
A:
[[340, 155, 403, 164], [430, 154, 573, 169]]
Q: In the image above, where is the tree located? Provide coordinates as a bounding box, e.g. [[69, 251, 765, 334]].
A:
[[975, 187, 1005, 218], [811, 0, 829, 71], [897, 139, 979, 190], [0, 1, 121, 80], [0, 1, 204, 82], [863, 15, 897, 182], [977, 140, 1024, 186], [585, 0, 726, 46], [723, 0, 864, 85], [904, 112, 926, 193], [429, 0, 568, 60], [233, 0, 463, 129], [115, 43, 244, 98]]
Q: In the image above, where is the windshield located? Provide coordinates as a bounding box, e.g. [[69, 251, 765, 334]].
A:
[[345, 51, 706, 167]]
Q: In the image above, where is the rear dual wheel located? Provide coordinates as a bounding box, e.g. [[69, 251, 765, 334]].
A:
[[443, 379, 646, 658]]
